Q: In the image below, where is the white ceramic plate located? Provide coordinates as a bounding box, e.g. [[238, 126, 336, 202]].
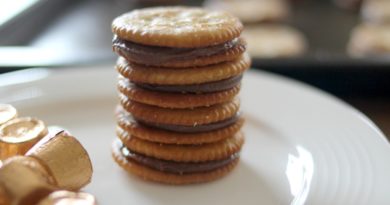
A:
[[1, 67, 390, 205]]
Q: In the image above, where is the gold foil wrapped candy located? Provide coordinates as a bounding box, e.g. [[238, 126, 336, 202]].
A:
[[36, 191, 97, 205], [0, 156, 96, 205], [0, 104, 17, 125], [0, 117, 47, 160], [26, 130, 93, 191], [0, 156, 56, 205]]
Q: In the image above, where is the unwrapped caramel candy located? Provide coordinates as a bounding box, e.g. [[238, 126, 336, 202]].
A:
[[0, 117, 47, 160]]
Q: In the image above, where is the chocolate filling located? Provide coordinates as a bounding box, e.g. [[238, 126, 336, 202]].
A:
[[112, 36, 242, 65], [134, 113, 241, 133], [121, 145, 240, 174], [134, 74, 242, 93]]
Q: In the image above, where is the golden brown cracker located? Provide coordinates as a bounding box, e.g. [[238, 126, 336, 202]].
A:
[[118, 79, 240, 109], [205, 0, 289, 24], [120, 97, 240, 126], [112, 139, 239, 184], [348, 24, 390, 57], [112, 7, 243, 48], [117, 131, 244, 162], [116, 53, 250, 85], [242, 25, 306, 58], [116, 113, 244, 144], [361, 0, 390, 24]]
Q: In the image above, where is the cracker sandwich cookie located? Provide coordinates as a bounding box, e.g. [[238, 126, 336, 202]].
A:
[[361, 0, 390, 24], [204, 0, 290, 24], [111, 6, 250, 184], [348, 24, 390, 57], [242, 25, 307, 58]]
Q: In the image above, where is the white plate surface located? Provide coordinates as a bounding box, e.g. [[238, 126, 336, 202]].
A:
[[1, 67, 390, 205]]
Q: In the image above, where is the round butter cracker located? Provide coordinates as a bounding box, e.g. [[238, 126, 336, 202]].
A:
[[112, 7, 243, 48], [112, 139, 239, 185], [116, 53, 250, 85]]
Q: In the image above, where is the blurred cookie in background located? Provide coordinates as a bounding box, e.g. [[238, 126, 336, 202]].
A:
[[204, 0, 290, 24], [348, 24, 390, 57], [242, 25, 306, 58], [333, 0, 362, 10], [361, 0, 390, 24], [132, 0, 182, 7]]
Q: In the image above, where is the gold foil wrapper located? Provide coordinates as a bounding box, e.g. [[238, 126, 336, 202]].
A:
[[0, 104, 17, 125], [26, 131, 93, 191], [0, 185, 11, 205], [0, 156, 56, 205], [0, 117, 47, 160], [37, 191, 97, 205]]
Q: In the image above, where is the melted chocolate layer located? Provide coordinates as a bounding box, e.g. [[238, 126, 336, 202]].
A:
[[112, 36, 241, 65], [135, 113, 241, 133], [135, 74, 242, 93], [121, 145, 240, 174]]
